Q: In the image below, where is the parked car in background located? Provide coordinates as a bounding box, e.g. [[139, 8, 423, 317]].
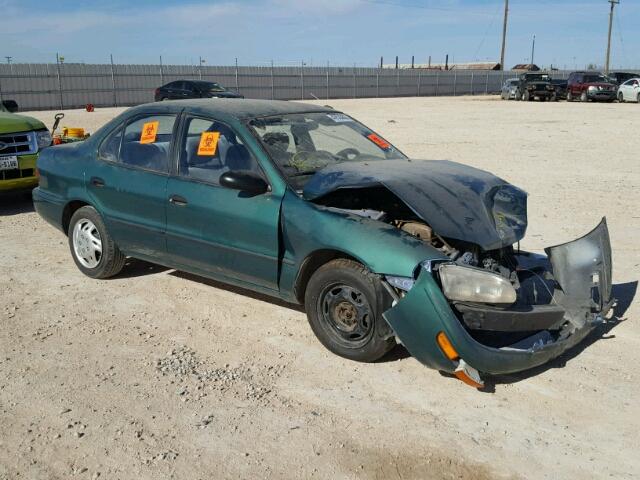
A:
[[515, 72, 556, 101], [500, 78, 519, 100], [1, 100, 52, 194], [617, 77, 640, 103], [607, 72, 638, 86], [154, 80, 243, 101], [33, 99, 614, 388], [566, 72, 617, 102], [550, 79, 568, 100]]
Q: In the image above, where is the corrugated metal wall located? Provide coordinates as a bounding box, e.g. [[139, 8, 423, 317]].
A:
[[0, 63, 593, 111]]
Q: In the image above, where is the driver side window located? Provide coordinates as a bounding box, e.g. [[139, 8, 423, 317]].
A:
[[178, 117, 260, 186]]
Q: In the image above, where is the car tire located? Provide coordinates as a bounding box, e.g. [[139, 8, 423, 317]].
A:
[[304, 259, 396, 363], [514, 90, 521, 101], [618, 92, 624, 103], [637, 93, 640, 103], [522, 91, 530, 101], [580, 91, 588, 102], [68, 206, 126, 279], [566, 91, 573, 102]]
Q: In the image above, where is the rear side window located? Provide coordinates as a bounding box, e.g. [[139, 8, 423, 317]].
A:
[[178, 116, 260, 185], [99, 115, 176, 173]]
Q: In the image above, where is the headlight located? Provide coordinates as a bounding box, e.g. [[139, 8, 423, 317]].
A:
[[438, 264, 516, 304], [588, 86, 597, 92], [35, 130, 52, 149]]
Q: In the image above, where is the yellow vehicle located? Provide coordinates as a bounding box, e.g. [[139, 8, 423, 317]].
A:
[[0, 100, 51, 193]]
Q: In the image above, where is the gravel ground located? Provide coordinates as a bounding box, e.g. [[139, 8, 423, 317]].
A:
[[1, 95, 638, 479]]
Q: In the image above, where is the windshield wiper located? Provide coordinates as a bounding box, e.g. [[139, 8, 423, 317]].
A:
[[288, 170, 318, 177]]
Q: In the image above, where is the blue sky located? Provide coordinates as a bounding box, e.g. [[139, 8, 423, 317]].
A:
[[1, 0, 638, 69]]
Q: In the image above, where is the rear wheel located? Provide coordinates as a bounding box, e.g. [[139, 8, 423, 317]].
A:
[[522, 91, 530, 101], [637, 93, 640, 103], [566, 91, 573, 102], [68, 206, 126, 279], [304, 259, 395, 362]]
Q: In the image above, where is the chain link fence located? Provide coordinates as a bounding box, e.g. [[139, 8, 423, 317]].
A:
[[0, 62, 581, 111]]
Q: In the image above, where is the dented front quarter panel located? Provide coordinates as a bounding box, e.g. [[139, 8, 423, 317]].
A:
[[278, 190, 448, 299]]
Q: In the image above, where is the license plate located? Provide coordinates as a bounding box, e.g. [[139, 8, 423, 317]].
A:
[[0, 156, 18, 171]]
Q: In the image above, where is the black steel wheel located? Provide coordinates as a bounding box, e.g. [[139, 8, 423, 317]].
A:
[[304, 259, 395, 362]]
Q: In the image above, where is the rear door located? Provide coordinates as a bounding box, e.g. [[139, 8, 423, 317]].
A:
[[88, 113, 178, 257], [165, 115, 283, 290]]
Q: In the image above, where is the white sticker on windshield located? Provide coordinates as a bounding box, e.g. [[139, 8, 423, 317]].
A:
[[326, 113, 354, 123]]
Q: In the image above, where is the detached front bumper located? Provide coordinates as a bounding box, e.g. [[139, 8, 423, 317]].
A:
[[383, 218, 613, 377]]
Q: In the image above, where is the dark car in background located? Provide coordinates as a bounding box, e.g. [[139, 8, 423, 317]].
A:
[[154, 80, 243, 101], [550, 79, 568, 100], [607, 72, 638, 86], [515, 72, 556, 101], [566, 72, 617, 102]]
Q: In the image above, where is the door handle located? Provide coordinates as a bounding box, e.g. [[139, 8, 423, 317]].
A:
[[90, 177, 105, 187], [169, 195, 188, 206]]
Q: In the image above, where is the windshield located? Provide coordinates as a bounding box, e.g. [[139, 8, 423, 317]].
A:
[[249, 112, 406, 189], [196, 81, 226, 93], [525, 74, 550, 82], [584, 74, 608, 83]]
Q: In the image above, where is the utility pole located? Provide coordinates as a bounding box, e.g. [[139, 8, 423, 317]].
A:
[[499, 0, 509, 70], [605, 0, 619, 74], [530, 35, 536, 68], [4, 56, 12, 64]]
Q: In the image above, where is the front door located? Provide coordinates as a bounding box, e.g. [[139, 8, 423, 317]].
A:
[[88, 114, 178, 257], [165, 115, 282, 290]]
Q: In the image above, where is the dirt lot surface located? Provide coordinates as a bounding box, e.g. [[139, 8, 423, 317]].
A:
[[1, 96, 638, 479]]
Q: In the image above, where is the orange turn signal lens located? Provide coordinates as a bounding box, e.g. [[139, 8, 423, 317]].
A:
[[454, 369, 484, 389], [436, 332, 459, 361]]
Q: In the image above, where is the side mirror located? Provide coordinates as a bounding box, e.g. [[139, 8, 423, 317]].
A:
[[219, 170, 268, 195], [2, 100, 19, 113]]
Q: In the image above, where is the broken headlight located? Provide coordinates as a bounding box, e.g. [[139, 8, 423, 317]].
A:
[[438, 264, 516, 305]]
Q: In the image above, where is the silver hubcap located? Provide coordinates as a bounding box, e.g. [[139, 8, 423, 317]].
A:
[[72, 219, 102, 268]]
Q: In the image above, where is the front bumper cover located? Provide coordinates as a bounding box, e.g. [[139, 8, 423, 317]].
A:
[[382, 218, 613, 375]]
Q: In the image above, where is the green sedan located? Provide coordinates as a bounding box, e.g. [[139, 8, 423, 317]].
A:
[[33, 99, 613, 388]]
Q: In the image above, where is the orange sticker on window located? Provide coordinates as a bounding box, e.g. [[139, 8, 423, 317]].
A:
[[197, 131, 221, 156], [140, 121, 159, 144], [367, 133, 390, 150]]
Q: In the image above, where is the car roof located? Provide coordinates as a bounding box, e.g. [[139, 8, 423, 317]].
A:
[[126, 99, 334, 121]]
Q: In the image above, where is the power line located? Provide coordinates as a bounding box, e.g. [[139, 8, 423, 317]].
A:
[[360, 0, 495, 17]]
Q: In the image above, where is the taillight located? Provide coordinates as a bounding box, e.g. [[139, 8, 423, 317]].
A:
[[154, 88, 160, 96]]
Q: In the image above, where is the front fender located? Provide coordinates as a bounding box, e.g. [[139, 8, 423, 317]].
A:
[[279, 191, 446, 290]]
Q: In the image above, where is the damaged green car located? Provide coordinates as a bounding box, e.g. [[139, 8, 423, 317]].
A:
[[33, 100, 613, 388]]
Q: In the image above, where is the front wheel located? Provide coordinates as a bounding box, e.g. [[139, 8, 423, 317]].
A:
[[580, 91, 588, 102], [304, 259, 395, 362], [68, 206, 126, 279], [618, 92, 624, 103], [566, 91, 573, 102]]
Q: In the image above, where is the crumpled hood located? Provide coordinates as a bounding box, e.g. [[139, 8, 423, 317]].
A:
[[303, 160, 528, 251], [0, 111, 46, 134]]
